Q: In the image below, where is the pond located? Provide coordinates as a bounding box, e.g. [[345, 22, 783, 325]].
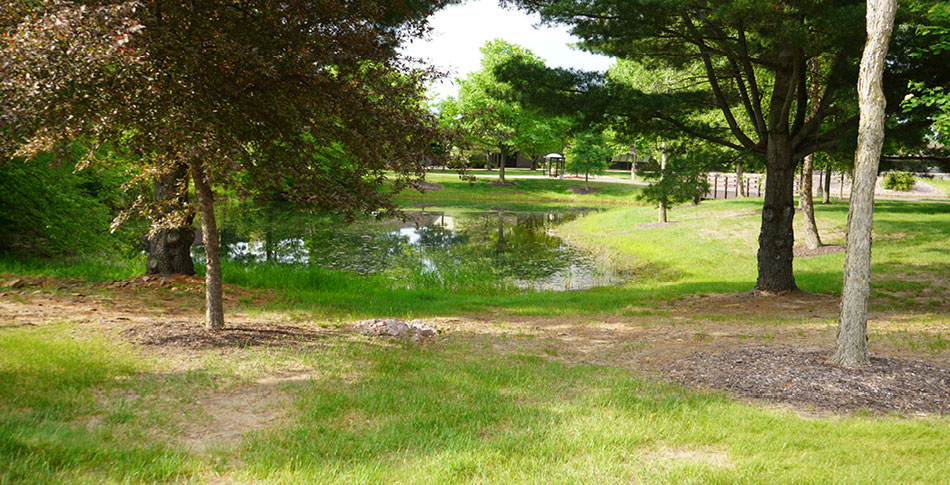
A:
[[195, 204, 628, 292]]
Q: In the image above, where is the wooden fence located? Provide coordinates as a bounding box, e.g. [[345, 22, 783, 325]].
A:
[[705, 173, 764, 199]]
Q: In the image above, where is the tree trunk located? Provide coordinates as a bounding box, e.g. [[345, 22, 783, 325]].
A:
[[485, 152, 491, 170], [800, 154, 823, 249], [585, 172, 589, 190], [736, 162, 745, 197], [190, 160, 225, 330], [658, 142, 668, 223], [834, 0, 896, 366], [756, 133, 798, 293], [823, 168, 832, 204], [146, 162, 195, 276], [499, 144, 507, 183]]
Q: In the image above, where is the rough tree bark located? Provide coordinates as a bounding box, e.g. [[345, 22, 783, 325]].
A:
[[190, 160, 225, 330], [755, 49, 800, 293], [823, 169, 832, 204], [658, 142, 668, 223], [756, 133, 798, 293], [146, 162, 196, 276], [833, 0, 896, 366], [800, 153, 824, 249], [799, 62, 824, 250]]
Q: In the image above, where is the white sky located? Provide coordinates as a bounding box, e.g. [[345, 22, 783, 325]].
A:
[[400, 0, 615, 101]]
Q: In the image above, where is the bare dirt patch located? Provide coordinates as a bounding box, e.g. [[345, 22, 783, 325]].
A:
[[635, 221, 680, 230], [643, 445, 733, 468], [665, 345, 950, 415], [487, 180, 517, 187], [411, 181, 444, 193], [182, 368, 312, 452], [672, 290, 840, 319], [567, 186, 600, 195], [794, 244, 845, 258]]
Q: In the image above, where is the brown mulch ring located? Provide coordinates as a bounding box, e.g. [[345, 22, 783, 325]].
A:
[[412, 181, 444, 193], [794, 244, 845, 258], [487, 180, 517, 187], [121, 321, 329, 349], [665, 345, 950, 415], [635, 221, 680, 230], [567, 186, 600, 195], [95, 273, 204, 289]]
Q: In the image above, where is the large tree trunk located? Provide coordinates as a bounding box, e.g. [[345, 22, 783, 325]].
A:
[[484, 152, 491, 170], [146, 162, 196, 276], [834, 0, 896, 366], [800, 154, 823, 249], [658, 142, 668, 223], [756, 132, 798, 293], [190, 160, 225, 330]]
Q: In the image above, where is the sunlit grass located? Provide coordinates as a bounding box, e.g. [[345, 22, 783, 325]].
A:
[[0, 325, 199, 483], [398, 172, 646, 209], [235, 337, 950, 484]]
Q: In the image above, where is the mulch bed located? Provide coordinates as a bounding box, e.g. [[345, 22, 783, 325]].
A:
[[793, 244, 845, 258], [665, 345, 950, 415], [121, 321, 327, 349], [412, 181, 444, 193], [567, 186, 600, 195], [487, 180, 517, 187]]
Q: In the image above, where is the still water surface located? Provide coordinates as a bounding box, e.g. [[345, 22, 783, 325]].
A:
[[196, 205, 627, 292]]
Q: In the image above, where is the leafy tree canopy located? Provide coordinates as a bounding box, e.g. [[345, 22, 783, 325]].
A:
[[439, 39, 573, 164], [498, 0, 950, 292], [1, 0, 453, 224]]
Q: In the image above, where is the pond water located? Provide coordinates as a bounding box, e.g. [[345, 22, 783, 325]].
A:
[[196, 205, 627, 292]]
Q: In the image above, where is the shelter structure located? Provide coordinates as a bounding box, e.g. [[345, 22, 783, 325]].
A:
[[543, 153, 565, 179]]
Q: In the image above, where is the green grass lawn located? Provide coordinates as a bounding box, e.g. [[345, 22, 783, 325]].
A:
[[3, 324, 950, 484], [399, 172, 645, 209]]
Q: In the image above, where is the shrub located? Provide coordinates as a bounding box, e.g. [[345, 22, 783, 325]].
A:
[[0, 149, 134, 256], [882, 171, 916, 191]]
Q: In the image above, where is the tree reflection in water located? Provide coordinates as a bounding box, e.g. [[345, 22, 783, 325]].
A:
[[194, 203, 627, 291]]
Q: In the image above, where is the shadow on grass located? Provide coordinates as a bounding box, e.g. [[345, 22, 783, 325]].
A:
[[0, 328, 201, 483]]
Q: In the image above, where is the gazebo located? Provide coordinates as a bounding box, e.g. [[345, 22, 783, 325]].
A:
[[543, 153, 565, 179]]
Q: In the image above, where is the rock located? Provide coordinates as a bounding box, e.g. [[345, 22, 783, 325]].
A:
[[357, 318, 441, 340], [3, 278, 25, 289]]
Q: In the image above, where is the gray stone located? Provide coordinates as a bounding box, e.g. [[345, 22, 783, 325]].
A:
[[357, 318, 441, 340]]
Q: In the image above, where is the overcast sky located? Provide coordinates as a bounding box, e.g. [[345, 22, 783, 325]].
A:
[[400, 0, 615, 101]]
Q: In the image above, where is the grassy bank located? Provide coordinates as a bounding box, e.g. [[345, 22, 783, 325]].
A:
[[557, 197, 950, 312], [3, 182, 948, 320], [397, 172, 645, 209]]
